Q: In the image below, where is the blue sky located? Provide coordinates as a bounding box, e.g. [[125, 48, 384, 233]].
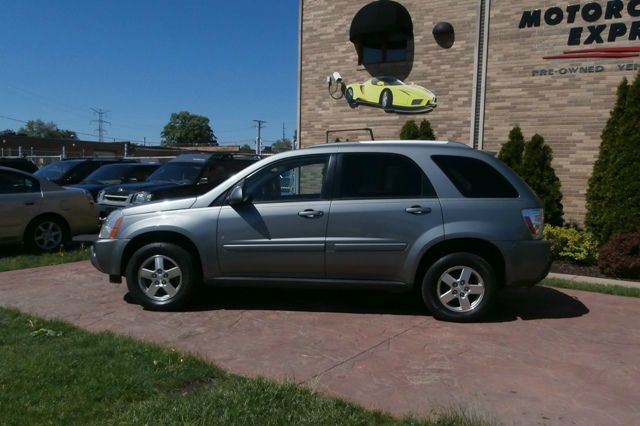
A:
[[0, 1, 298, 147]]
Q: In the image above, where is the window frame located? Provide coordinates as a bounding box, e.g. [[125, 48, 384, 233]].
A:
[[332, 152, 437, 200], [0, 170, 41, 195], [431, 155, 520, 199], [230, 154, 334, 205], [356, 35, 409, 65]]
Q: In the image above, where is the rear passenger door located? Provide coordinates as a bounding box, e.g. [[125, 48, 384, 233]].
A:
[[325, 153, 443, 282], [0, 170, 41, 241]]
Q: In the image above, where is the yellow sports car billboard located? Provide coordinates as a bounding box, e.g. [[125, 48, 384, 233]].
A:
[[339, 76, 437, 114]]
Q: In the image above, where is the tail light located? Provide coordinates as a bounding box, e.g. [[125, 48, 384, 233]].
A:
[[521, 208, 544, 239]]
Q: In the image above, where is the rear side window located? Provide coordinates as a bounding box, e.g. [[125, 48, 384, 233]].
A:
[[337, 153, 436, 199], [432, 155, 519, 198]]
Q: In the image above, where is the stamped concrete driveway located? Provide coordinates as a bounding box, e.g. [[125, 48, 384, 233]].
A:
[[1, 261, 639, 426]]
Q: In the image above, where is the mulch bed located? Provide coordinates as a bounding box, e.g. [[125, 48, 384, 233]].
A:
[[550, 260, 640, 283]]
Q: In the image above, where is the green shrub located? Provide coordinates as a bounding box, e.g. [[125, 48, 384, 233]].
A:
[[598, 231, 640, 279], [400, 120, 419, 140], [521, 134, 564, 226], [586, 73, 640, 243], [418, 119, 436, 140], [543, 225, 598, 265], [498, 126, 525, 174]]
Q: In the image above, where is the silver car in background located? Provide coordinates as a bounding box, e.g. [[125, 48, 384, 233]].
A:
[[0, 166, 97, 251], [91, 141, 551, 322]]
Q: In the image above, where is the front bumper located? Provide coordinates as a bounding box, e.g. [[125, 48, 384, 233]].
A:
[[90, 238, 130, 278], [495, 239, 552, 287]]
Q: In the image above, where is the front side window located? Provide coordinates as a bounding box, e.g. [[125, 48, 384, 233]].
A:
[[432, 155, 519, 198], [0, 170, 40, 194], [148, 162, 202, 184], [244, 156, 329, 203], [336, 153, 436, 199]]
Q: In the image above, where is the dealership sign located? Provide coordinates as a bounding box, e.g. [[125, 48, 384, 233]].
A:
[[520, 1, 640, 57]]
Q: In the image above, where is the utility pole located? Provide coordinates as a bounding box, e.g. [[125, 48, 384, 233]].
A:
[[253, 119, 266, 155], [282, 122, 286, 141], [91, 108, 111, 142]]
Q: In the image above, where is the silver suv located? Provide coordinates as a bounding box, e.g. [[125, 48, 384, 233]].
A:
[[91, 141, 551, 322]]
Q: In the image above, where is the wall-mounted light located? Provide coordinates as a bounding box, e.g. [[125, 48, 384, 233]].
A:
[[433, 22, 455, 49]]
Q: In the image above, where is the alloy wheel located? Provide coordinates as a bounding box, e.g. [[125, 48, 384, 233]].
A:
[[436, 266, 485, 313], [138, 255, 183, 302]]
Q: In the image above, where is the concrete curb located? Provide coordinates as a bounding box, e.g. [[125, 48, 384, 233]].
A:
[[546, 272, 640, 290]]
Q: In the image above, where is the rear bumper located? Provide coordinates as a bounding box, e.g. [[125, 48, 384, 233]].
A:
[[495, 239, 552, 287], [90, 238, 129, 277]]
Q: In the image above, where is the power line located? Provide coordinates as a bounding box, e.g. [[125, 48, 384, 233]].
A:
[[90, 108, 111, 142]]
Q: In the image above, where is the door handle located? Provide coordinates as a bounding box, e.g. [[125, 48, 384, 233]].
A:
[[405, 205, 432, 215], [298, 209, 324, 218], [24, 201, 35, 206]]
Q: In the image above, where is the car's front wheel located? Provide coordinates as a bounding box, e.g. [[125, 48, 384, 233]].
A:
[[126, 242, 198, 310], [421, 253, 497, 322]]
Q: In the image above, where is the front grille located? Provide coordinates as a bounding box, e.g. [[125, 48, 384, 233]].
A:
[[101, 194, 130, 206], [411, 99, 423, 105]]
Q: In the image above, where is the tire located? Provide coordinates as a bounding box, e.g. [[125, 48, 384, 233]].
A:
[[25, 216, 68, 252], [421, 253, 497, 322], [125, 242, 199, 311], [345, 87, 357, 108], [380, 89, 393, 111]]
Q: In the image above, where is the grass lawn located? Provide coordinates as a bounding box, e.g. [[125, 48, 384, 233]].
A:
[[0, 245, 90, 273], [0, 307, 488, 425], [542, 278, 640, 298]]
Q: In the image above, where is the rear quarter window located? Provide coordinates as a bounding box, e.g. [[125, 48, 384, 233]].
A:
[[432, 155, 518, 198]]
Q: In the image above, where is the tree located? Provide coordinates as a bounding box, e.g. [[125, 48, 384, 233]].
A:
[[161, 111, 217, 146], [400, 120, 419, 140], [18, 119, 78, 140], [520, 134, 564, 226], [271, 138, 292, 153], [0, 129, 16, 136], [586, 74, 640, 243], [239, 144, 253, 152], [418, 119, 436, 140], [498, 126, 525, 174]]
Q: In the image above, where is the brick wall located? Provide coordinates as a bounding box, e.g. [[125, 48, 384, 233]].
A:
[[299, 0, 479, 145]]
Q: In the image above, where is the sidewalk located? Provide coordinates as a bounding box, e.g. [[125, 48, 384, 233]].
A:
[[547, 272, 640, 289]]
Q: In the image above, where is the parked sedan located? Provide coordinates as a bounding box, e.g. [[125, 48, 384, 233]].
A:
[[34, 159, 134, 186], [0, 166, 98, 251]]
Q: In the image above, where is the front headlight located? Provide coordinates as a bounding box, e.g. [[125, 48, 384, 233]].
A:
[[131, 191, 153, 205], [99, 210, 123, 239]]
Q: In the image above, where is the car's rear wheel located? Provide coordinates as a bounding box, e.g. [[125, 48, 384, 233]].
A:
[[126, 242, 198, 310], [25, 216, 68, 252], [380, 89, 393, 110], [421, 253, 497, 322], [345, 87, 357, 108]]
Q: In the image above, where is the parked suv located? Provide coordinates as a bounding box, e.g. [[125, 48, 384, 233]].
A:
[[68, 163, 160, 201], [90, 141, 551, 322], [95, 153, 258, 219]]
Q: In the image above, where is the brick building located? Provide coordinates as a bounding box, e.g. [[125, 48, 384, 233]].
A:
[[297, 0, 640, 223]]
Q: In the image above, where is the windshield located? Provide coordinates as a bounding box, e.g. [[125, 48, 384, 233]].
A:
[[147, 162, 201, 184], [372, 76, 404, 86], [81, 165, 133, 185], [34, 160, 83, 180]]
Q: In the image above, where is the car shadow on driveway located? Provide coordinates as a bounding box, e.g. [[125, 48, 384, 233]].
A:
[[125, 285, 589, 322]]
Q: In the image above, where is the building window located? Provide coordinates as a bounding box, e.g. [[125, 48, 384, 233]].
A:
[[350, 1, 413, 65]]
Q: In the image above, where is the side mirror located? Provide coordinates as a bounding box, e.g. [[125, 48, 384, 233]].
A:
[[228, 185, 246, 206]]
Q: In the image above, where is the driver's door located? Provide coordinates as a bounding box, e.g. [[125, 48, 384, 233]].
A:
[[216, 154, 331, 278]]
